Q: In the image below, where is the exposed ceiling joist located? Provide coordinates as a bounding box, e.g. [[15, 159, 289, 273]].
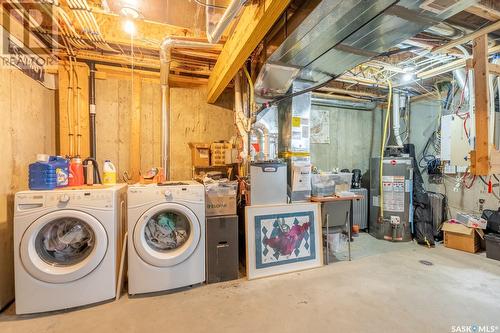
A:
[[90, 12, 207, 51], [418, 44, 500, 79], [465, 4, 500, 22], [432, 20, 500, 54], [206, 0, 292, 103], [71, 51, 212, 78], [94, 64, 208, 86]]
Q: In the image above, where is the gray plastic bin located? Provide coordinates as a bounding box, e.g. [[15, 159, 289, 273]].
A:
[[485, 233, 500, 261]]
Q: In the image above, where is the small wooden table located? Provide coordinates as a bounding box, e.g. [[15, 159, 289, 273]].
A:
[[311, 195, 364, 263]]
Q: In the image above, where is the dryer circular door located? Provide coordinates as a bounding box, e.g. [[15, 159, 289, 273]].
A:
[[133, 202, 201, 267], [20, 210, 108, 284]]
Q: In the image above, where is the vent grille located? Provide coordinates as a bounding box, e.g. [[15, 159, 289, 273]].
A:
[[420, 0, 460, 14]]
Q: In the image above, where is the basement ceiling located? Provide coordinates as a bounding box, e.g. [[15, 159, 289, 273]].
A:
[[102, 0, 231, 31]]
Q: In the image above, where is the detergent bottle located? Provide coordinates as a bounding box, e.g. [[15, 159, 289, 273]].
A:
[[29, 154, 57, 190], [68, 157, 84, 186], [102, 160, 117, 185], [49, 156, 69, 187]]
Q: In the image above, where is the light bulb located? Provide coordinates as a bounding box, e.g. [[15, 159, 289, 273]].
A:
[[402, 72, 414, 82], [123, 19, 136, 36]]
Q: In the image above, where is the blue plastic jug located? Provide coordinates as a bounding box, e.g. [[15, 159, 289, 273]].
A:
[[49, 156, 69, 187], [29, 155, 69, 190]]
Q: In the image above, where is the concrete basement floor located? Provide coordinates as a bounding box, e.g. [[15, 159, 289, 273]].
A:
[[2, 233, 500, 333]]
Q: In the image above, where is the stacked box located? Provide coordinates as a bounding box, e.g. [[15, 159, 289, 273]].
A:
[[189, 143, 211, 167], [211, 142, 232, 166], [205, 181, 238, 217]]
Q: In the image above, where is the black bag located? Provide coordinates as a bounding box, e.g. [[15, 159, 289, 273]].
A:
[[405, 144, 434, 245], [414, 203, 435, 246], [482, 209, 500, 234]]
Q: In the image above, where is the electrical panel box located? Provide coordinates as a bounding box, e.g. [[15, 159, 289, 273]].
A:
[[440, 114, 471, 172]]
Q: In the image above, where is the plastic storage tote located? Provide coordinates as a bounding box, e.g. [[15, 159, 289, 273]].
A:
[[311, 173, 336, 197], [331, 172, 353, 193]]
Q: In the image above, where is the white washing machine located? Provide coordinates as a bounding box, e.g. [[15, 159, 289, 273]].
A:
[[127, 181, 205, 295], [13, 184, 127, 314]]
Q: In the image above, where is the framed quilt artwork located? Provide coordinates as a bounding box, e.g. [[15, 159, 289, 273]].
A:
[[245, 203, 322, 280]]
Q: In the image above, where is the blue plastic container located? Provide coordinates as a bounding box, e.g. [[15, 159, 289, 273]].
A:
[[50, 156, 69, 187], [29, 156, 69, 190], [29, 162, 57, 190]]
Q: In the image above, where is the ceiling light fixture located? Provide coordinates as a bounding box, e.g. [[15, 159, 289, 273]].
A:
[[119, 0, 141, 19], [401, 64, 416, 82], [123, 19, 136, 35], [402, 72, 414, 82]]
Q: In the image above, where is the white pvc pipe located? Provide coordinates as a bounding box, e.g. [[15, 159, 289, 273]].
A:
[[489, 57, 499, 147], [159, 37, 217, 179], [234, 72, 249, 158], [392, 91, 404, 147]]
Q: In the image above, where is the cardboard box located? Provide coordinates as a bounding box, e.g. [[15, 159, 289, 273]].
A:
[[211, 142, 232, 166], [205, 181, 238, 216], [206, 194, 237, 217], [442, 222, 484, 253], [189, 143, 211, 167]]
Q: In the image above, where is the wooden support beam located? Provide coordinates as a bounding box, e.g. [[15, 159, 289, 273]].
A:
[[432, 20, 500, 54], [207, 0, 291, 103], [93, 64, 209, 86], [129, 78, 142, 182], [489, 63, 500, 76], [466, 4, 500, 22], [471, 34, 490, 176]]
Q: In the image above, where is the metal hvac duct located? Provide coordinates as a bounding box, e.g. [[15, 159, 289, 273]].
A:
[[254, 0, 476, 98]]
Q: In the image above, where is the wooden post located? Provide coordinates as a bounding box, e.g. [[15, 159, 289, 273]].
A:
[[129, 77, 142, 181], [471, 34, 490, 176]]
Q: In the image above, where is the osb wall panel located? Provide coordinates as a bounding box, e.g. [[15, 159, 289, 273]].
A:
[[170, 86, 235, 180], [140, 81, 162, 173], [0, 68, 55, 309], [95, 78, 132, 178], [95, 79, 235, 181]]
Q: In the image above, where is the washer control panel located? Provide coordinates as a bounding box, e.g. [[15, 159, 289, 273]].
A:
[[16, 190, 114, 210]]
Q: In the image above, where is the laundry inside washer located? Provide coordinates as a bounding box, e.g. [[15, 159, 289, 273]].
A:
[[144, 212, 190, 251], [36, 218, 95, 265]]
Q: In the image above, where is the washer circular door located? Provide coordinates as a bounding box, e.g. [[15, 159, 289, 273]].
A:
[[20, 210, 108, 284], [133, 202, 200, 267]]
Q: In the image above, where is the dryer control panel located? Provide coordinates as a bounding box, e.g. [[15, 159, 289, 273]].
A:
[[128, 184, 204, 205]]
